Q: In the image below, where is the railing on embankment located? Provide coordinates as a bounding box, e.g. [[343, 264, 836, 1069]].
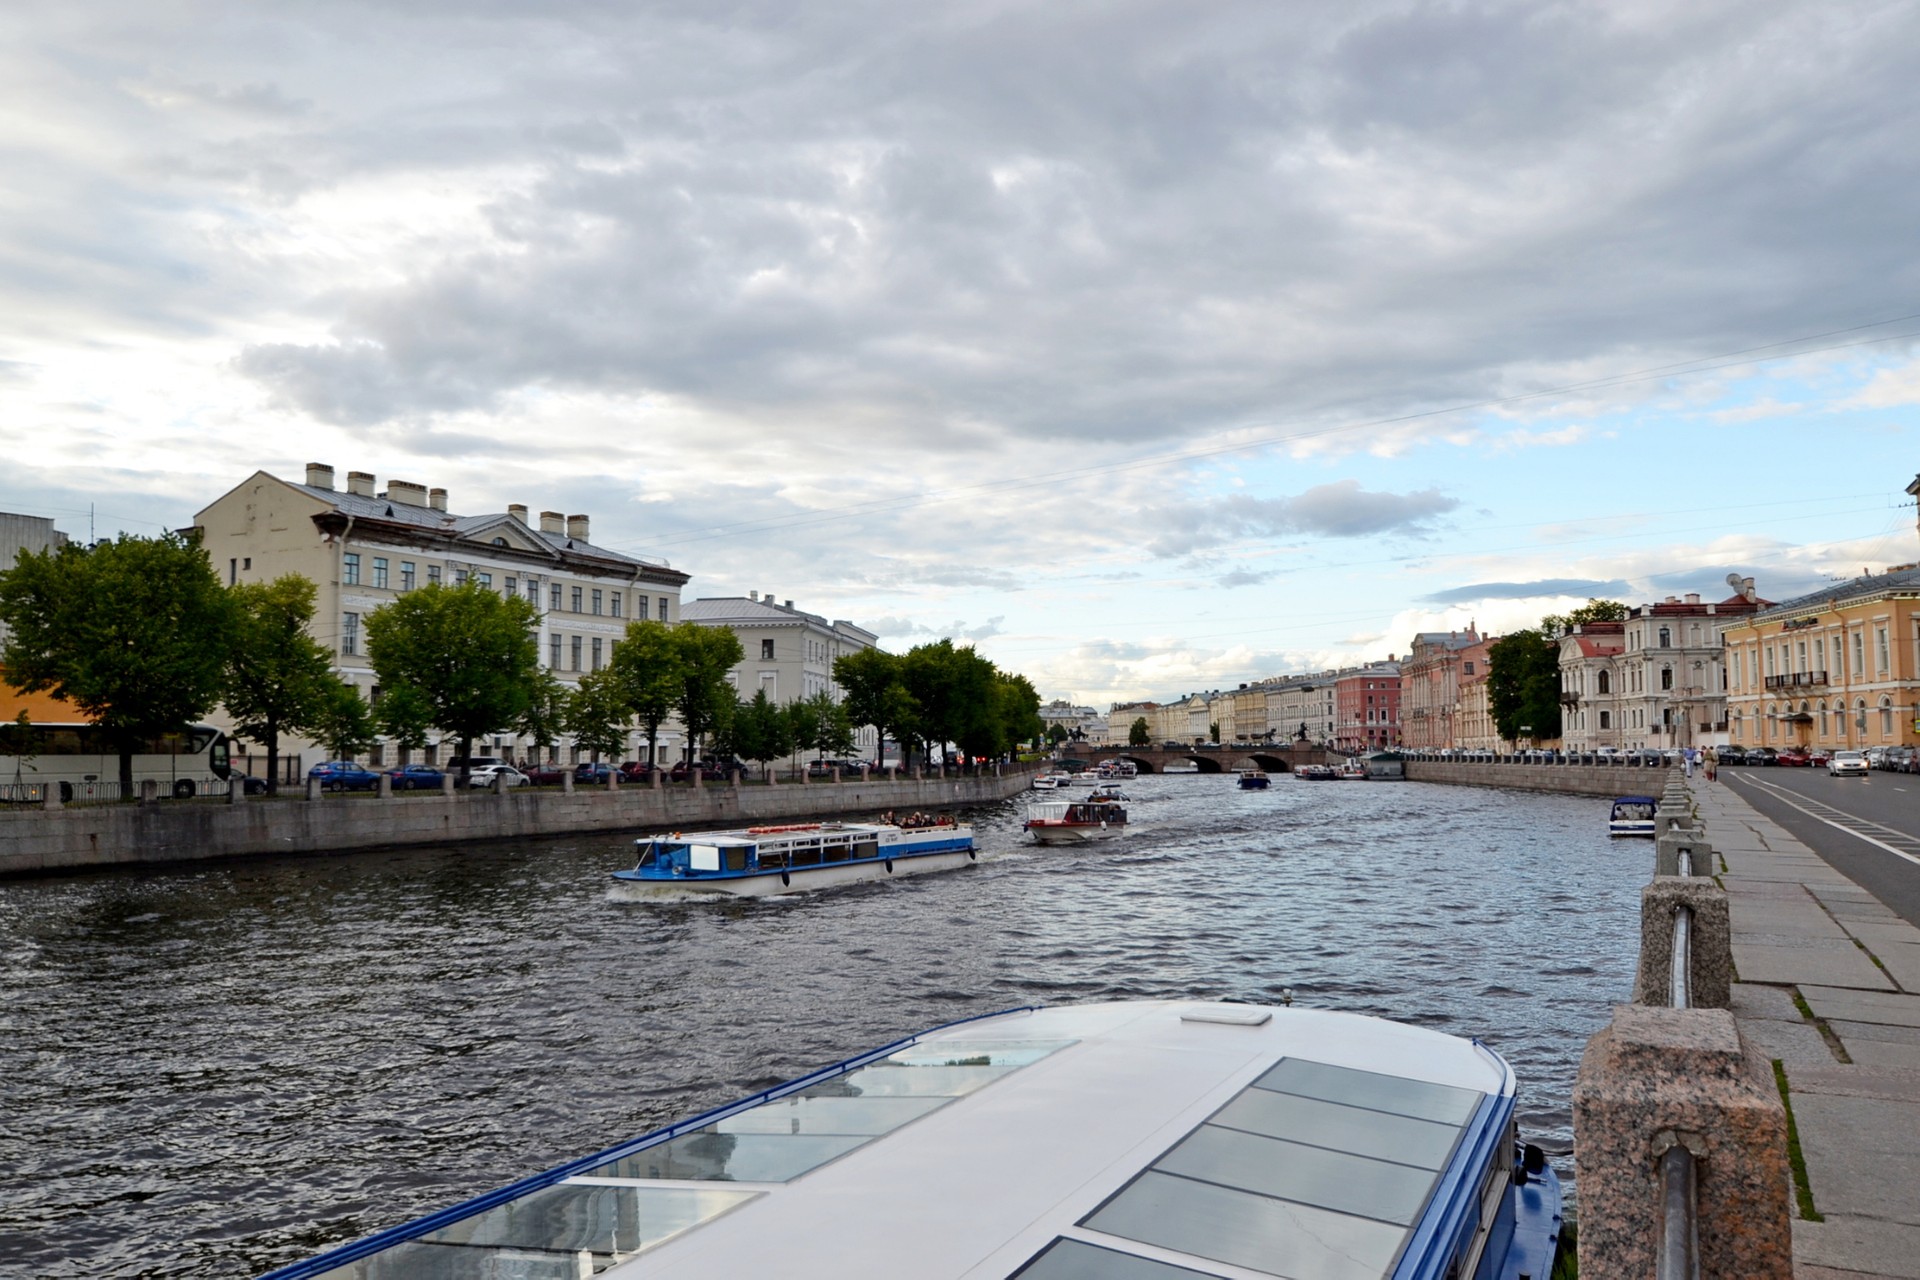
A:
[[1570, 778, 1793, 1278], [0, 766, 1039, 877], [1404, 759, 1671, 797]]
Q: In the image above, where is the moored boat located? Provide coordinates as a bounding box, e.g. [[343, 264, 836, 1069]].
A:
[[1024, 797, 1127, 844], [1364, 750, 1406, 780], [610, 819, 976, 898], [262, 999, 1565, 1280], [1608, 795, 1658, 838], [1029, 769, 1070, 791], [1087, 782, 1129, 802], [1338, 757, 1369, 780], [1238, 766, 1271, 789], [1296, 763, 1340, 780]]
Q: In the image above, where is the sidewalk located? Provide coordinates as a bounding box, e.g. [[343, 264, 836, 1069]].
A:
[[1692, 780, 1920, 1279]]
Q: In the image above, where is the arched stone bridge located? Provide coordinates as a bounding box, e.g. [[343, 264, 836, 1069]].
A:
[[1062, 745, 1338, 775]]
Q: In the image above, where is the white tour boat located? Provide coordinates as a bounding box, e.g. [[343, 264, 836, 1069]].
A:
[[264, 999, 1565, 1280], [1024, 797, 1128, 844], [1087, 782, 1129, 802], [1029, 769, 1071, 791], [610, 820, 976, 898]]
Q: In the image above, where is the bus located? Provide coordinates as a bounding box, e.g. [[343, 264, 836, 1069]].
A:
[[0, 722, 234, 803]]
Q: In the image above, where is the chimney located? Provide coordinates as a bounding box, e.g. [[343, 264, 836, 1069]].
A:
[[305, 462, 335, 489], [508, 504, 528, 523], [539, 511, 565, 534], [346, 470, 376, 497], [566, 514, 590, 541], [387, 479, 429, 507], [1685, 593, 1700, 605], [784, 599, 794, 610], [749, 591, 759, 601], [428, 487, 448, 512]]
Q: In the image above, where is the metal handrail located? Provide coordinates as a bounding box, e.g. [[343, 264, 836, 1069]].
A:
[[1677, 849, 1693, 878], [1657, 1143, 1700, 1279], [1671, 905, 1693, 1010]]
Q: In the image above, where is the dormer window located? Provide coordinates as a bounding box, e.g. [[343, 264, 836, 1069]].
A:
[[493, 536, 507, 546]]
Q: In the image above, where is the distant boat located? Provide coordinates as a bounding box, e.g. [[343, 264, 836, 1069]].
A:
[[1087, 782, 1129, 802], [1338, 758, 1369, 780], [1295, 763, 1339, 780], [1609, 795, 1658, 838], [1364, 751, 1406, 780], [611, 820, 976, 898], [1025, 798, 1128, 844], [1238, 767, 1271, 790]]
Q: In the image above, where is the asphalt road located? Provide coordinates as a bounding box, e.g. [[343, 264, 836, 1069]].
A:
[[1721, 763, 1920, 928]]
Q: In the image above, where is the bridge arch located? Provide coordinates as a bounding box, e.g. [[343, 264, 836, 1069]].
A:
[[1186, 754, 1227, 774], [1248, 753, 1293, 773]]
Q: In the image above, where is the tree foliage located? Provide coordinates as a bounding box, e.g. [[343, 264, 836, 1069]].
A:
[[223, 575, 340, 793], [566, 667, 632, 760], [1541, 598, 1628, 635], [730, 688, 794, 777], [1486, 630, 1561, 743], [1128, 716, 1151, 747], [671, 622, 744, 759], [0, 531, 237, 791], [605, 619, 684, 766], [364, 582, 541, 775], [312, 680, 379, 760], [517, 670, 570, 760], [834, 640, 1042, 764]]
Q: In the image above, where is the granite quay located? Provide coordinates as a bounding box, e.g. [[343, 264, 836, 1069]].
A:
[[0, 764, 1037, 878], [1404, 755, 1673, 797], [1066, 744, 1336, 773]]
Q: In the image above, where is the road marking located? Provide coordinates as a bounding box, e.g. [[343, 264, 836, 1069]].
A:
[[1731, 773, 1920, 868]]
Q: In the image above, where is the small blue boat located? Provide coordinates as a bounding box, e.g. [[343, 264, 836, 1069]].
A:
[[1609, 795, 1658, 838], [1239, 766, 1272, 789]]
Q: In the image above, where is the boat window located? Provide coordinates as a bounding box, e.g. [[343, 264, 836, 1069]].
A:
[[1014, 1237, 1222, 1278], [823, 841, 849, 863], [725, 848, 750, 872], [853, 840, 879, 860], [791, 845, 822, 867], [688, 844, 722, 872], [1078, 1058, 1485, 1280]]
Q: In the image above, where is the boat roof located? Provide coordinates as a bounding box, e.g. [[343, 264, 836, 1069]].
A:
[[1611, 796, 1658, 806], [289, 1000, 1514, 1280], [634, 822, 907, 847]]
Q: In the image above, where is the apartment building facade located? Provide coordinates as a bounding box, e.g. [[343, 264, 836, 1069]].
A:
[[1400, 629, 1481, 750], [683, 594, 881, 760]]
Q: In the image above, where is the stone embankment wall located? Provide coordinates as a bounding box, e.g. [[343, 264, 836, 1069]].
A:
[[0, 771, 1034, 877], [1403, 760, 1671, 797]]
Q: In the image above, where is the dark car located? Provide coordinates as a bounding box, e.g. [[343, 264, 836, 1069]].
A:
[[1715, 746, 1747, 766], [524, 762, 568, 785], [224, 771, 270, 795], [669, 760, 729, 782], [308, 760, 381, 791], [388, 764, 446, 790], [574, 762, 616, 785], [806, 759, 866, 779], [618, 761, 662, 783], [1749, 747, 1779, 766]]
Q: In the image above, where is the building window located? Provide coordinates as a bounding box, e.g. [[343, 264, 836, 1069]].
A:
[[1852, 631, 1864, 675], [428, 565, 442, 586], [1661, 667, 1673, 691], [1658, 626, 1671, 648], [549, 634, 562, 669], [474, 572, 492, 589], [610, 594, 622, 619], [1819, 701, 1829, 736], [1882, 696, 1895, 736], [591, 637, 603, 670], [455, 569, 470, 586], [1597, 670, 1610, 694], [505, 576, 517, 598], [400, 562, 416, 591], [760, 671, 776, 699], [571, 635, 583, 671], [551, 583, 563, 612], [1877, 627, 1890, 673], [571, 586, 583, 613], [657, 597, 669, 621], [1856, 698, 1868, 734], [761, 638, 775, 660], [591, 589, 603, 616], [372, 557, 388, 589], [342, 612, 359, 655], [342, 553, 360, 586]]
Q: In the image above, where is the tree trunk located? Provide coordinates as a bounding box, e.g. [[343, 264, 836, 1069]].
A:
[[265, 717, 280, 797]]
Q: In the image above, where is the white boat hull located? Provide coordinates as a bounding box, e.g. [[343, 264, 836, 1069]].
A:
[[1028, 823, 1126, 845], [612, 846, 986, 898]]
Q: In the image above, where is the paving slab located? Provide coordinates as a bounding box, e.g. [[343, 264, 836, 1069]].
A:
[[1736, 982, 1812, 1022], [1796, 1219, 1920, 1279], [1831, 1021, 1920, 1047], [1841, 921, 1920, 950], [1733, 898, 1857, 938], [1860, 941, 1920, 992], [1844, 1039, 1920, 1069], [1793, 1095, 1920, 1224], [1786, 1064, 1920, 1103], [1796, 1266, 1909, 1279], [1735, 942, 1896, 989], [1801, 987, 1920, 1029], [1744, 1017, 1840, 1067]]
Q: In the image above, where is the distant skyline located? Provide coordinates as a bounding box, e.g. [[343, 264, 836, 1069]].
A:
[[3, 2, 1917, 704]]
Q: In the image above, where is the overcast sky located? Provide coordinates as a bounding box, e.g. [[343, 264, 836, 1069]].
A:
[[4, 0, 1917, 705]]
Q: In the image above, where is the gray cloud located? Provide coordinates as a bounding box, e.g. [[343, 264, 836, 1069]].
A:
[[1147, 481, 1458, 555], [1419, 577, 1633, 604], [864, 614, 1005, 642]]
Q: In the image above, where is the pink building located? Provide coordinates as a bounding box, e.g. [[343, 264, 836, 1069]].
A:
[[1400, 628, 1481, 749], [1334, 660, 1401, 753]]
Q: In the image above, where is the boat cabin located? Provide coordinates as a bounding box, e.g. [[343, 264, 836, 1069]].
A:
[[636, 823, 888, 878], [1025, 800, 1125, 825]]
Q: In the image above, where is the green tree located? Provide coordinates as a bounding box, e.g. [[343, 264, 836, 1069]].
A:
[[606, 620, 685, 767], [903, 639, 999, 764], [311, 679, 379, 760], [1128, 716, 1151, 747], [567, 667, 632, 761], [518, 670, 570, 764], [834, 648, 911, 762], [790, 690, 853, 759], [1046, 723, 1069, 747], [1209, 721, 1221, 744], [672, 622, 744, 761], [1486, 630, 1561, 743], [0, 531, 237, 793], [364, 582, 541, 780], [222, 575, 338, 793], [731, 688, 793, 779], [995, 673, 1042, 751], [1541, 599, 1629, 635]]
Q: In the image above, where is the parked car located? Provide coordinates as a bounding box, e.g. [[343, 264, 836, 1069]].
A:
[[524, 762, 568, 785], [388, 763, 446, 790], [806, 759, 867, 779], [574, 762, 616, 785], [1829, 750, 1869, 777], [618, 761, 662, 783], [1775, 748, 1811, 767], [225, 771, 271, 795], [668, 760, 729, 782], [1749, 747, 1779, 766], [308, 760, 381, 791], [1715, 746, 1747, 766], [1884, 746, 1917, 774], [1806, 748, 1831, 768], [467, 764, 529, 789]]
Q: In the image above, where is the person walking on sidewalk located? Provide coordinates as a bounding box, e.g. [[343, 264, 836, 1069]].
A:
[[1703, 745, 1718, 782], [1682, 745, 1696, 777]]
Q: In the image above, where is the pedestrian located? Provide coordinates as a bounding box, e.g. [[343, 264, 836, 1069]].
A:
[[1682, 746, 1696, 778], [1704, 747, 1718, 782]]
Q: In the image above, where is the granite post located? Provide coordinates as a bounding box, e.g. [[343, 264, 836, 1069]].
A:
[[1633, 876, 1731, 1009], [1656, 829, 1716, 878], [1573, 1005, 1790, 1278]]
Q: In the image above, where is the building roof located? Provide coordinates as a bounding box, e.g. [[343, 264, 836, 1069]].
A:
[[682, 597, 877, 645], [1410, 630, 1480, 651], [1748, 565, 1920, 623]]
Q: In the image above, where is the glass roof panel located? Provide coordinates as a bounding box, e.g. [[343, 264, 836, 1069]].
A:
[[714, 1094, 951, 1135], [1212, 1087, 1462, 1169], [1084, 1170, 1407, 1280], [1014, 1237, 1226, 1279], [883, 1039, 1074, 1068], [586, 1131, 869, 1183], [803, 1062, 1017, 1098], [1155, 1124, 1438, 1226], [1254, 1058, 1482, 1125]]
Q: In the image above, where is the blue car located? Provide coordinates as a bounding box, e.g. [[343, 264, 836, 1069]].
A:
[[387, 764, 446, 791], [308, 760, 381, 792]]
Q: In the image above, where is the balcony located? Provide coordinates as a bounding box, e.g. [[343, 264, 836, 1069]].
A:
[[1764, 671, 1828, 690]]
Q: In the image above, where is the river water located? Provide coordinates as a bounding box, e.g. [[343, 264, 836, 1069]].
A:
[[0, 774, 1644, 1278]]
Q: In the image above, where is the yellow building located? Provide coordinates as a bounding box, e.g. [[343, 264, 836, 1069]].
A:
[[1722, 565, 1920, 753]]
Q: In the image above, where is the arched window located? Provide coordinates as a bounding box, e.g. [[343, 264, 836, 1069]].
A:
[[1818, 701, 1828, 736], [1882, 696, 1895, 736], [1599, 710, 1611, 729], [1661, 667, 1674, 691], [1857, 699, 1869, 734], [1658, 627, 1672, 648], [1766, 704, 1777, 738], [1597, 670, 1611, 694], [1732, 709, 1743, 740]]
